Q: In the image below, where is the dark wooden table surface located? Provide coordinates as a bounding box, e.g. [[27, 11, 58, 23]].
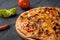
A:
[[0, 0, 60, 40]]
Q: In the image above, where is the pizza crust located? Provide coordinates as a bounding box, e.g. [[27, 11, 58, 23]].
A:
[[15, 14, 34, 40]]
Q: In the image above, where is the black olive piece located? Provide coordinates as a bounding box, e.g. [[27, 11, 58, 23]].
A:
[[46, 30, 49, 33], [36, 19, 41, 23], [56, 23, 59, 26], [53, 26, 56, 30], [53, 26, 60, 31], [36, 19, 44, 23], [26, 24, 29, 27], [39, 11, 41, 13], [58, 12, 60, 14], [58, 12, 60, 17], [27, 17, 31, 20], [46, 30, 49, 35], [20, 16, 23, 18]]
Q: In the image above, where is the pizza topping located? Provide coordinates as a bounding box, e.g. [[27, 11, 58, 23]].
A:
[[26, 28, 33, 32], [44, 30, 51, 36], [21, 15, 27, 18], [53, 23, 60, 31], [38, 29, 43, 34], [36, 19, 44, 23], [38, 7, 45, 13], [53, 26, 57, 31], [26, 23, 38, 32], [58, 12, 60, 17], [27, 17, 31, 20], [18, 7, 60, 40]]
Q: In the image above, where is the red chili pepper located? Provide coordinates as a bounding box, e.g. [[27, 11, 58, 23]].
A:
[[26, 28, 33, 32], [0, 24, 10, 31]]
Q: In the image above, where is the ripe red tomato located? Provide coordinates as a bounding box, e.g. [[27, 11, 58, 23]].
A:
[[18, 0, 30, 9]]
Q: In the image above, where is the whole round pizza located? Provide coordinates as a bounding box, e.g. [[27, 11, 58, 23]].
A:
[[15, 7, 60, 40]]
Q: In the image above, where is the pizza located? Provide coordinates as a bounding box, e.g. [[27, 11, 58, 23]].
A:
[[15, 7, 60, 40]]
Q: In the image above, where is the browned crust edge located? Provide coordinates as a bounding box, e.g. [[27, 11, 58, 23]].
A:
[[15, 9, 35, 40]]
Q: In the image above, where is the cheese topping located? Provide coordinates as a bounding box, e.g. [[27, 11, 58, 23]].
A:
[[18, 7, 60, 40]]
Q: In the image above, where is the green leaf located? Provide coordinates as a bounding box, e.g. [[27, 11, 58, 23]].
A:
[[38, 29, 43, 34], [0, 8, 16, 18], [9, 8, 16, 15]]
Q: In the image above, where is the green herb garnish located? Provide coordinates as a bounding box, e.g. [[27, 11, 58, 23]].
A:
[[38, 7, 42, 10], [38, 29, 43, 34], [0, 8, 16, 18]]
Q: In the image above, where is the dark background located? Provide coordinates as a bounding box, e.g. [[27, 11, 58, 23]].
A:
[[0, 0, 60, 40]]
